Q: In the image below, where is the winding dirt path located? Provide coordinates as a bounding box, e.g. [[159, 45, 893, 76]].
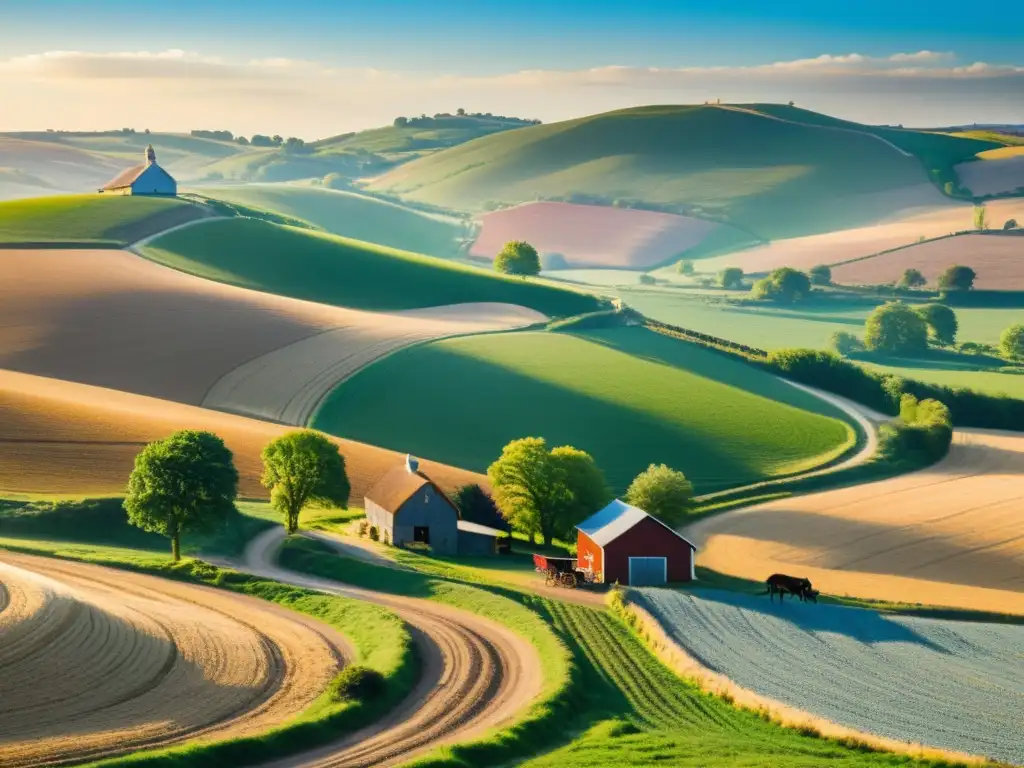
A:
[[0, 550, 349, 768], [241, 528, 544, 768]]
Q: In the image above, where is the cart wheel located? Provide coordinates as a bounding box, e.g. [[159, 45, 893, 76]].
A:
[[563, 573, 577, 589]]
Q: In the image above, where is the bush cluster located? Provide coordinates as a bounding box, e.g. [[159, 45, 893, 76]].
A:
[[644, 319, 768, 357], [878, 395, 953, 467], [327, 666, 387, 704]]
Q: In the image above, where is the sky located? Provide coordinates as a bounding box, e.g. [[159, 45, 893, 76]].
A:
[[1, 0, 1021, 137]]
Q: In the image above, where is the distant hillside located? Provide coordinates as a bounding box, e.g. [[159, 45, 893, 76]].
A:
[[192, 184, 467, 257], [370, 104, 999, 241], [139, 218, 602, 316]]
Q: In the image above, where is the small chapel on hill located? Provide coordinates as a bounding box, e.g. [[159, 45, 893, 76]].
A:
[[99, 144, 177, 196]]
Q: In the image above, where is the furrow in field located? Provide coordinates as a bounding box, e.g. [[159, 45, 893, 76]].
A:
[[0, 551, 349, 768]]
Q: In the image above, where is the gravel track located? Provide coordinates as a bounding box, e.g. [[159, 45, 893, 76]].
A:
[[638, 588, 1024, 765], [241, 528, 544, 768], [0, 551, 349, 768]]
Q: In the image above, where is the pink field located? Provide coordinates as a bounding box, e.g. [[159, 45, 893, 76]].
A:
[[471, 202, 719, 269], [832, 233, 1024, 289]]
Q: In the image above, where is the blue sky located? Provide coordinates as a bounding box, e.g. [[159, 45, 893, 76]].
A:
[[0, 0, 1020, 134]]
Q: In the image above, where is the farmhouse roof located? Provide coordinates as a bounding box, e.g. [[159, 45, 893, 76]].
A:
[[101, 163, 147, 191], [365, 461, 456, 516], [576, 499, 697, 549]]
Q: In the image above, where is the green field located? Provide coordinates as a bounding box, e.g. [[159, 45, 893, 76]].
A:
[[0, 194, 201, 244], [139, 218, 600, 315], [620, 290, 1024, 397], [193, 184, 466, 257], [369, 104, 990, 240], [313, 327, 855, 494], [311, 114, 535, 157]]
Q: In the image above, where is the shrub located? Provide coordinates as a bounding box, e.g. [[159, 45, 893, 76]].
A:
[[937, 265, 976, 291], [677, 260, 695, 275], [1001, 324, 1024, 360], [915, 303, 958, 346], [878, 394, 953, 467], [541, 252, 568, 270], [1005, 218, 1019, 231], [751, 267, 811, 303], [830, 331, 863, 356], [864, 302, 928, 354], [638, 273, 657, 285], [973, 204, 988, 231], [327, 666, 386, 703], [368, 525, 379, 542], [718, 267, 744, 289], [357, 519, 369, 537], [897, 268, 927, 289], [808, 264, 832, 286]]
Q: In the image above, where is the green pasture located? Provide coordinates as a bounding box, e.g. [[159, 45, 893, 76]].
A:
[[192, 184, 465, 257], [0, 194, 194, 244], [369, 104, 980, 240], [312, 115, 531, 157], [313, 327, 855, 494], [139, 217, 600, 315]]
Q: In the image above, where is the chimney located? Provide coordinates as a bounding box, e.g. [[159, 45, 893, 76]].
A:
[[405, 454, 419, 474]]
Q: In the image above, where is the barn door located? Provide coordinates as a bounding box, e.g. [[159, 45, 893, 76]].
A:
[[628, 557, 667, 586]]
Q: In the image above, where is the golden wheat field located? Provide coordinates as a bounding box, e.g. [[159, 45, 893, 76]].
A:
[[688, 429, 1024, 615]]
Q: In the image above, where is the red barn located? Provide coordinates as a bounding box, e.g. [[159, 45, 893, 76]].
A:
[[576, 499, 697, 586]]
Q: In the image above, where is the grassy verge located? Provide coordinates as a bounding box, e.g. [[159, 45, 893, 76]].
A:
[[0, 537, 417, 768], [278, 537, 582, 767]]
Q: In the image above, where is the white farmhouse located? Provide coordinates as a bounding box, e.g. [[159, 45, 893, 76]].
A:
[[99, 145, 176, 196]]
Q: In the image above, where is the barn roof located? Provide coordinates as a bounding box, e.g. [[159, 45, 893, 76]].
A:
[[101, 163, 147, 190], [576, 499, 697, 549], [365, 460, 457, 516]]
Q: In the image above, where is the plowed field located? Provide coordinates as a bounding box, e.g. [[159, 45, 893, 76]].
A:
[[471, 202, 719, 269], [956, 148, 1024, 196], [0, 249, 543, 423], [0, 551, 347, 767], [0, 368, 484, 499], [688, 428, 1024, 615], [639, 588, 1024, 765], [831, 233, 1024, 289]]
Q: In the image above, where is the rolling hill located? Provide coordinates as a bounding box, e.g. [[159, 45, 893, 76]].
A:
[[193, 184, 466, 257], [139, 218, 602, 315], [369, 104, 996, 240], [312, 326, 856, 493], [0, 194, 208, 245]]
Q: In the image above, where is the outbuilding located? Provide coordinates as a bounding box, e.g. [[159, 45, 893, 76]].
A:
[[364, 455, 504, 556], [575, 499, 697, 586], [99, 145, 177, 196]]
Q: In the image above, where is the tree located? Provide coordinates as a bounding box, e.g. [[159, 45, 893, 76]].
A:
[[808, 264, 832, 286], [456, 108, 466, 116], [864, 302, 929, 354], [1004, 218, 1019, 231], [751, 267, 811, 303], [937, 265, 976, 291], [974, 204, 988, 231], [677, 260, 694, 275], [271, 134, 283, 146], [718, 267, 744, 289], [261, 431, 350, 534], [124, 430, 238, 561], [1001, 324, 1024, 360], [494, 241, 540, 276], [830, 331, 863, 356], [915, 303, 958, 346], [897, 268, 927, 289], [488, 438, 609, 545], [393, 116, 408, 127], [624, 464, 693, 526]]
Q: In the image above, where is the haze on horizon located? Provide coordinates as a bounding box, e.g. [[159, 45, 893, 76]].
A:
[[1, 0, 1021, 137]]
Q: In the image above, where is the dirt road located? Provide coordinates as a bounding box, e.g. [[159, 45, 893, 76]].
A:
[[242, 528, 544, 767], [687, 428, 1024, 615], [0, 550, 347, 767]]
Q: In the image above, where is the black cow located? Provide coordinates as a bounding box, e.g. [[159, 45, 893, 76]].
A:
[[766, 573, 816, 603]]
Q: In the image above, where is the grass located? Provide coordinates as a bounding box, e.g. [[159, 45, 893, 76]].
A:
[[313, 326, 856, 494], [192, 184, 467, 257], [0, 536, 417, 768], [369, 104, 979, 240], [620, 289, 1024, 397], [0, 194, 198, 244], [139, 217, 601, 316]]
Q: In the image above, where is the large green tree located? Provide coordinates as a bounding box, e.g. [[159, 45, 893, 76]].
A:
[[1001, 324, 1024, 360], [808, 264, 832, 286], [624, 464, 693, 526], [124, 430, 239, 561], [494, 240, 541, 276], [897, 268, 927, 289], [487, 437, 609, 545], [261, 430, 350, 534], [718, 267, 744, 289], [915, 303, 958, 346], [865, 302, 929, 354], [751, 267, 811, 303], [938, 265, 976, 291]]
